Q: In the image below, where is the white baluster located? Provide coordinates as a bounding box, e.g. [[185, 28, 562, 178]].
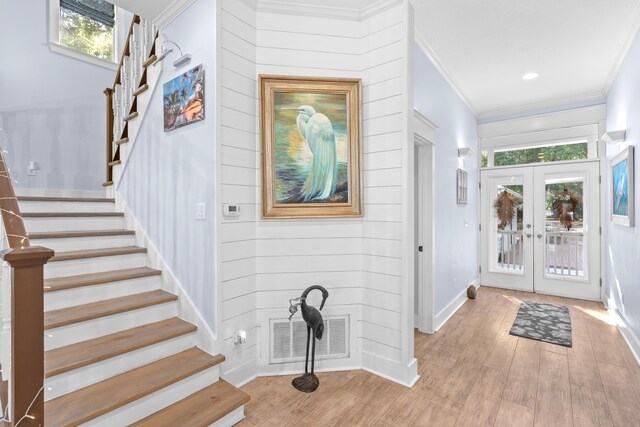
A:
[[122, 56, 131, 115], [131, 23, 141, 89]]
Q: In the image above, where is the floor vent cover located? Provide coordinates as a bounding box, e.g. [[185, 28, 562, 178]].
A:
[[270, 315, 349, 364]]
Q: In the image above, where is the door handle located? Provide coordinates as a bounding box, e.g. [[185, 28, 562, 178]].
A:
[[418, 246, 423, 252], [537, 234, 543, 239], [526, 233, 532, 238]]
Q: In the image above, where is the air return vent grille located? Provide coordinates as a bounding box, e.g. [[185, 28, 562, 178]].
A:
[[270, 315, 349, 364]]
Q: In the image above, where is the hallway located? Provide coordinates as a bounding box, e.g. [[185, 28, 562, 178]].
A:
[[239, 287, 640, 426]]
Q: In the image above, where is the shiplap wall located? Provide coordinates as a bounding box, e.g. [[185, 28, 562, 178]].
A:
[[218, 0, 415, 386]]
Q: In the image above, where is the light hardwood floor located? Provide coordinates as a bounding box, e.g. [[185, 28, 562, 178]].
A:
[[238, 287, 640, 426]]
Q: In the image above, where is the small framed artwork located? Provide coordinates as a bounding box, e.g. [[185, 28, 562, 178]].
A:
[[163, 64, 204, 131], [611, 146, 634, 226], [260, 75, 363, 218], [457, 169, 468, 205]]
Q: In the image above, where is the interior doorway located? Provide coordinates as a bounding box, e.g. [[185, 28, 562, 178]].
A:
[[480, 160, 601, 300], [414, 111, 436, 333]]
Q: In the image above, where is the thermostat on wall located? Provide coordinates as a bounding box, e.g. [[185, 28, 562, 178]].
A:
[[223, 204, 240, 216]]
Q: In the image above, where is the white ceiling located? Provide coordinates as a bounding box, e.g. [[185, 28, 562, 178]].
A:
[[110, 0, 640, 118], [414, 0, 640, 118]]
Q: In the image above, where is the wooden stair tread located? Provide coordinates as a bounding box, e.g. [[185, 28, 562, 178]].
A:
[[29, 229, 134, 239], [102, 181, 113, 187], [17, 196, 114, 203], [45, 317, 196, 378], [130, 380, 249, 427], [108, 160, 122, 166], [44, 267, 161, 292], [124, 111, 139, 121], [143, 55, 157, 68], [50, 246, 147, 262], [44, 290, 176, 330], [133, 84, 149, 96], [22, 212, 123, 218], [45, 348, 224, 427], [115, 137, 130, 145]]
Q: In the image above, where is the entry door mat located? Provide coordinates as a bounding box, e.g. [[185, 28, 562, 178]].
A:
[[509, 301, 572, 347]]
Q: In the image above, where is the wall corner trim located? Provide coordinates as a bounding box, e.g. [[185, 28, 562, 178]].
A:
[[609, 307, 640, 367], [362, 352, 420, 388], [154, 0, 198, 30]]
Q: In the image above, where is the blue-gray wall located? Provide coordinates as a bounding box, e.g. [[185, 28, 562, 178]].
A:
[[414, 45, 479, 315], [605, 31, 640, 340], [118, 0, 217, 331]]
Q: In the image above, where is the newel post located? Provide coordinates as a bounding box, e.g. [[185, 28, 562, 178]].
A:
[[104, 87, 114, 184], [2, 246, 54, 427]]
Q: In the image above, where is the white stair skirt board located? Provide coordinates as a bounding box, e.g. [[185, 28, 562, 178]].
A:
[[117, 196, 217, 355], [362, 352, 419, 388], [45, 333, 197, 400], [23, 216, 125, 232], [76, 365, 220, 426], [434, 279, 479, 332], [15, 188, 107, 198], [609, 308, 640, 367], [45, 302, 179, 350], [45, 252, 148, 278], [33, 234, 137, 252], [44, 276, 161, 310], [18, 200, 115, 213]]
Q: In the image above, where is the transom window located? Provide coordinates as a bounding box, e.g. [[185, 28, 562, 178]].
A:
[[481, 140, 591, 168]]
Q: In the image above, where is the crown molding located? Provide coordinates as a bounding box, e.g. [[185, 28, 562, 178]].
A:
[[602, 1, 640, 95], [154, 0, 197, 29], [414, 30, 478, 116], [242, 0, 401, 21], [478, 92, 606, 122]]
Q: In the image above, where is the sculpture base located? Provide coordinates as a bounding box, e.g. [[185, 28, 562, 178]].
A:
[[291, 373, 319, 393]]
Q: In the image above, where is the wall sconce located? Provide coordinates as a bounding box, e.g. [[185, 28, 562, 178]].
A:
[[154, 37, 191, 68], [602, 130, 626, 145], [458, 147, 475, 159]]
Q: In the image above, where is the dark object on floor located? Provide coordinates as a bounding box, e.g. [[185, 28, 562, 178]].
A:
[[509, 300, 572, 347], [467, 286, 477, 299], [288, 285, 329, 393]]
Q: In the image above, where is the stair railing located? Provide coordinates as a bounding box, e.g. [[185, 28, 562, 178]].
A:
[[0, 149, 53, 426], [103, 15, 159, 187]]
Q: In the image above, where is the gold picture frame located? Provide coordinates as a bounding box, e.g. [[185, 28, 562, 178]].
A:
[[260, 75, 363, 218]]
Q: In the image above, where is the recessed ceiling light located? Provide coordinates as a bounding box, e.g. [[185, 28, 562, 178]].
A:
[[522, 72, 539, 80]]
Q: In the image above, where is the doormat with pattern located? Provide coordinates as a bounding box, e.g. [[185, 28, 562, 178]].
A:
[[509, 300, 572, 347]]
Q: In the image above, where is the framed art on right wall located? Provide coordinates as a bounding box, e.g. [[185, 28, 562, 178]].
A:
[[611, 146, 635, 227]]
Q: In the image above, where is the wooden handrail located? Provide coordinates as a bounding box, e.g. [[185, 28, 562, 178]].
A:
[[103, 15, 158, 185], [0, 150, 28, 249]]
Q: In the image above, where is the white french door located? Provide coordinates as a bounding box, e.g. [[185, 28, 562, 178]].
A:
[[480, 161, 601, 300]]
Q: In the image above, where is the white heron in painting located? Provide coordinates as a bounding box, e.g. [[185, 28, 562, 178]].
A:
[[294, 105, 338, 201]]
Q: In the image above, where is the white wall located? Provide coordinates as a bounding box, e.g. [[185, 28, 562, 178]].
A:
[[218, 0, 417, 386], [605, 29, 640, 342], [118, 0, 217, 329], [413, 45, 479, 315], [0, 0, 119, 190]]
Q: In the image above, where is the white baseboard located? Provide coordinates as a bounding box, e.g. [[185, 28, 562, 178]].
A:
[[361, 352, 419, 388], [434, 278, 478, 332], [609, 308, 640, 367]]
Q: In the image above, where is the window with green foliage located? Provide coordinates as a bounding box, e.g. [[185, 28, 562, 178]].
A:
[[493, 142, 588, 167], [59, 0, 115, 61]]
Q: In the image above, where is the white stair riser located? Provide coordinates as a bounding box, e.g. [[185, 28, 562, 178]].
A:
[[45, 302, 178, 350], [19, 201, 115, 213], [78, 365, 220, 427], [45, 333, 196, 400], [212, 407, 245, 427], [45, 276, 161, 310], [32, 234, 136, 252], [45, 253, 147, 279], [24, 216, 125, 232]]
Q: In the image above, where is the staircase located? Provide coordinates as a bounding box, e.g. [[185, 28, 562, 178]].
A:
[[17, 194, 248, 426]]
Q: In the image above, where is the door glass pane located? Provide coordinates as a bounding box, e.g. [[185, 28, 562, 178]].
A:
[[544, 179, 586, 278], [493, 183, 524, 272]]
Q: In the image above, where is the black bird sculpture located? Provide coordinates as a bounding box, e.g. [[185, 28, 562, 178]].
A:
[[288, 285, 329, 393]]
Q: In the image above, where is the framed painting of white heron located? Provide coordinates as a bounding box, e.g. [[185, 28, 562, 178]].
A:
[[260, 75, 363, 218]]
